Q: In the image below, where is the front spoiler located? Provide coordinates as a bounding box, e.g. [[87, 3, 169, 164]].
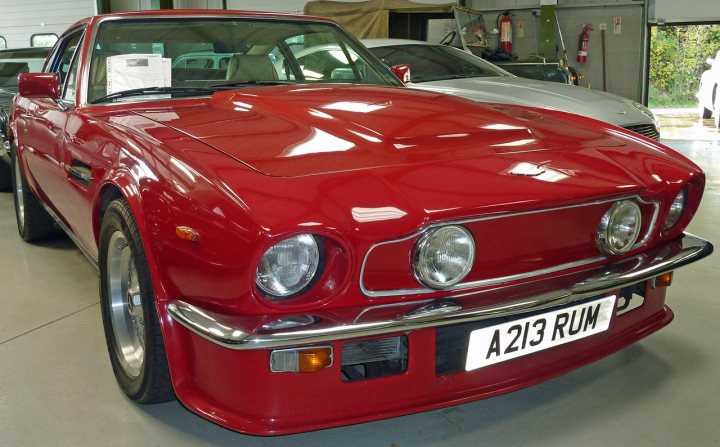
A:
[[167, 233, 713, 351]]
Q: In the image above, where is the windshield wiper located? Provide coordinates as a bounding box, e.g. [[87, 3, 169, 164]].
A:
[[208, 80, 294, 89], [90, 86, 215, 104]]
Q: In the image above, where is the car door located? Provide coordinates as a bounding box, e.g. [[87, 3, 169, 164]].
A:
[[56, 45, 110, 258], [21, 30, 83, 215]]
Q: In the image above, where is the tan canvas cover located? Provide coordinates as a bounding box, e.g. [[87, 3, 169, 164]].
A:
[[304, 0, 454, 39]]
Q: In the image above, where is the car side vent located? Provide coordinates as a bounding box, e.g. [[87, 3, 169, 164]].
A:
[[65, 159, 93, 187]]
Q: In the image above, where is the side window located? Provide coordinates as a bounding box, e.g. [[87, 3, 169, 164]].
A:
[[296, 47, 368, 82], [63, 37, 84, 102], [0, 37, 6, 50], [53, 33, 83, 85]]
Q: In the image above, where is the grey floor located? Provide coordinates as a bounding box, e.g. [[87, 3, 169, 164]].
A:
[[1, 118, 719, 446]]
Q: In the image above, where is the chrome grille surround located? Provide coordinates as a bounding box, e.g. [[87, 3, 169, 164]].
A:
[[360, 195, 660, 298]]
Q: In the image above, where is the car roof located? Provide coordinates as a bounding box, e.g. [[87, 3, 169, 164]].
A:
[[68, 9, 333, 31], [361, 39, 437, 48]]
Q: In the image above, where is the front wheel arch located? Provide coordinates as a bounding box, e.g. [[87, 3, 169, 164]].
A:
[[98, 197, 175, 403]]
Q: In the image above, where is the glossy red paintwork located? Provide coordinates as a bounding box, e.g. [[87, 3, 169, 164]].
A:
[[17, 73, 60, 99], [165, 283, 673, 435], [9, 10, 707, 436], [390, 63, 411, 83]]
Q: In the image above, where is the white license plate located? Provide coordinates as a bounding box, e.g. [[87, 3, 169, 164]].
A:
[[465, 295, 616, 371]]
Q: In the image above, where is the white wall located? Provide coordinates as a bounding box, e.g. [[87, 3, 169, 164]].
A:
[[0, 0, 95, 49], [174, 0, 222, 8], [649, 0, 720, 24], [469, 1, 646, 101], [109, 0, 154, 12]]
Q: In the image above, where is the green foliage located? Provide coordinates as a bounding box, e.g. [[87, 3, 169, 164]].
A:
[[649, 25, 720, 108]]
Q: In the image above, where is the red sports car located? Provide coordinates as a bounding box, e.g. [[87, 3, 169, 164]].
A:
[[8, 10, 713, 436]]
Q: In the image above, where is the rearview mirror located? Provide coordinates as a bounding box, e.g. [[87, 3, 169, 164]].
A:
[[391, 64, 411, 83], [18, 73, 60, 100]]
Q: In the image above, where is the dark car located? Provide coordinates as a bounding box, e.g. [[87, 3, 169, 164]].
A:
[[0, 47, 51, 190]]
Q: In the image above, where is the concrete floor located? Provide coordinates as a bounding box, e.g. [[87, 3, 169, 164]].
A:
[[1, 120, 719, 446]]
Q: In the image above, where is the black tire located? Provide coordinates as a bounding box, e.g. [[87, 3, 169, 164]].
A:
[[0, 158, 10, 191], [99, 198, 174, 404], [10, 145, 59, 242], [700, 106, 712, 119]]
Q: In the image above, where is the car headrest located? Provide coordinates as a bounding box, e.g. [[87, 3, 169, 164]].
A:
[[226, 54, 277, 82]]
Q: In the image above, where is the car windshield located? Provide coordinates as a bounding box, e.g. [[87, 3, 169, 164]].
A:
[[496, 63, 571, 84], [369, 44, 510, 83], [0, 49, 49, 88], [88, 18, 401, 103]]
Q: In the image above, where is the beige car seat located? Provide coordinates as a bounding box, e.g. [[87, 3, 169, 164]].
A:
[[226, 54, 278, 81]]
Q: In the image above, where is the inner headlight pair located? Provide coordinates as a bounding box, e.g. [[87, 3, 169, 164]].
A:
[[413, 226, 475, 290], [596, 190, 686, 255], [664, 189, 686, 230]]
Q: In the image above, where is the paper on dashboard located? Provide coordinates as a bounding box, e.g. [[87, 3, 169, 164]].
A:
[[106, 53, 171, 96]]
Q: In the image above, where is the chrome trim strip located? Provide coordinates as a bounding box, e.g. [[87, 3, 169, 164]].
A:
[[39, 201, 99, 270], [166, 233, 712, 351], [360, 195, 659, 298]]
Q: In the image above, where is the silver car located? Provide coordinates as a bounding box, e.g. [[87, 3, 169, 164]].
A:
[[364, 39, 660, 140]]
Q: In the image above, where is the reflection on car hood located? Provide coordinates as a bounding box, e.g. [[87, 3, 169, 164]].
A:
[[132, 84, 634, 178], [414, 77, 653, 128]]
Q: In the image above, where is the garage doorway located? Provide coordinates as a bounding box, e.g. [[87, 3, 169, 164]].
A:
[[647, 23, 720, 140]]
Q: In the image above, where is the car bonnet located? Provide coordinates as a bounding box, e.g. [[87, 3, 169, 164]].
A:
[[131, 84, 631, 178]]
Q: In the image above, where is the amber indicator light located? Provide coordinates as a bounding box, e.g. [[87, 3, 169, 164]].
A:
[[298, 348, 333, 373], [176, 226, 199, 242], [655, 271, 673, 287]]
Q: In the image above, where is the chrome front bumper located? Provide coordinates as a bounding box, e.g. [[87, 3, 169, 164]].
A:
[[167, 233, 713, 351]]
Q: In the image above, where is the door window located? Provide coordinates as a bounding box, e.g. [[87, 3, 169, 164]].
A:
[[53, 32, 83, 86], [62, 37, 84, 102]]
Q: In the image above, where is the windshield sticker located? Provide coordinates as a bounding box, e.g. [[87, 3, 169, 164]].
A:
[[107, 53, 171, 96]]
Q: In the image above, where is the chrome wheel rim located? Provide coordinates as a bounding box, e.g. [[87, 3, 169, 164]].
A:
[[14, 159, 25, 229], [107, 231, 145, 378]]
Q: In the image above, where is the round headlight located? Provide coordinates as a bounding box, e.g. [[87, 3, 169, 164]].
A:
[[663, 189, 686, 230], [413, 225, 475, 289], [256, 234, 321, 298], [596, 201, 642, 255]]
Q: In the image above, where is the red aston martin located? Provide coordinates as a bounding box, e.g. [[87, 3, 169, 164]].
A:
[[8, 10, 713, 435]]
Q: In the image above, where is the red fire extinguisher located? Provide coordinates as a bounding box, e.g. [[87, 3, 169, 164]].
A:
[[577, 24, 593, 63], [498, 10, 514, 54]]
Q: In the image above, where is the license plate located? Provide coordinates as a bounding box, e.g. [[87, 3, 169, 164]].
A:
[[465, 295, 616, 371]]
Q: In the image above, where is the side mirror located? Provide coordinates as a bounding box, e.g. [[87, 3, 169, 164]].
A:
[[18, 73, 60, 100], [391, 64, 411, 83]]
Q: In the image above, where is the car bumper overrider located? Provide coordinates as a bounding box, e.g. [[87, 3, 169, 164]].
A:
[[165, 233, 712, 434]]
